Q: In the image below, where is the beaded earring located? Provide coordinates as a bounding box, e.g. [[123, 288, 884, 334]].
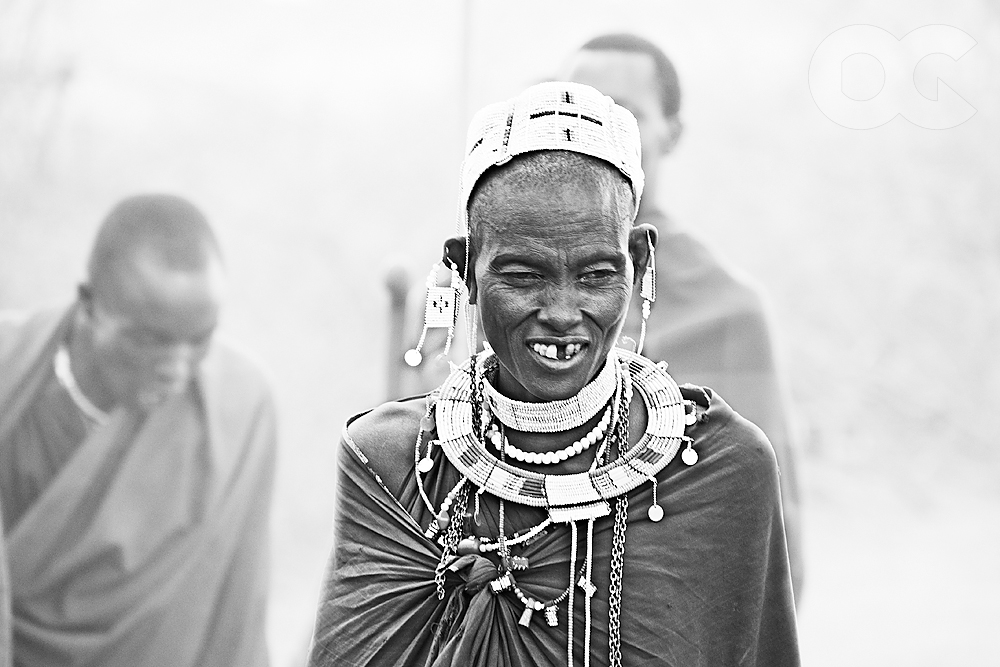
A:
[[635, 230, 657, 356], [405, 260, 462, 367], [463, 234, 479, 360]]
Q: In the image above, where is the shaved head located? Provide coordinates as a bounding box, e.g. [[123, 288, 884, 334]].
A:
[[87, 194, 221, 297], [73, 194, 226, 412]]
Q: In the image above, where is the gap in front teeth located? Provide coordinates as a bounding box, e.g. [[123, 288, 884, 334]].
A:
[[531, 343, 582, 360]]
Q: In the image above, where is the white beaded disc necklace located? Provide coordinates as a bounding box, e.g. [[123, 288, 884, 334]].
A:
[[435, 348, 686, 522]]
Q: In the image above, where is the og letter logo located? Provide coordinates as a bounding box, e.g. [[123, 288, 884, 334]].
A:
[[809, 24, 976, 130]]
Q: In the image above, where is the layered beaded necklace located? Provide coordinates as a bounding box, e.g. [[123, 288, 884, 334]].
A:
[[435, 349, 686, 517], [415, 348, 696, 667]]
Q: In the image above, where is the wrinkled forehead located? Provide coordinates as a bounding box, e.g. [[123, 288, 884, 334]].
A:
[[469, 153, 634, 244], [475, 206, 631, 256], [458, 81, 644, 236]]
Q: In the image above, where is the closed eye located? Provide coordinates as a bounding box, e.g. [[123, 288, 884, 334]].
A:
[[501, 270, 544, 284], [579, 269, 620, 286]]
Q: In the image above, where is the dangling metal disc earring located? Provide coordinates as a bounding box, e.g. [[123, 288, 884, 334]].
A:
[[636, 230, 656, 356]]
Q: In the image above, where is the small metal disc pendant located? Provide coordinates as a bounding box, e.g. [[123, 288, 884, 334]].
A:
[[417, 457, 435, 473], [404, 349, 422, 367], [647, 504, 664, 522], [682, 447, 698, 466]]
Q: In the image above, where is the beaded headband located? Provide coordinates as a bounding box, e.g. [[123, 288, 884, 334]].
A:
[[458, 81, 645, 236]]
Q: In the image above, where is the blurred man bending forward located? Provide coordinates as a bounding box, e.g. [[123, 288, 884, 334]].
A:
[[0, 195, 275, 667]]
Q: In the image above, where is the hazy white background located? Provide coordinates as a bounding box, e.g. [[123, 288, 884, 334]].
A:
[[1, 1, 998, 665]]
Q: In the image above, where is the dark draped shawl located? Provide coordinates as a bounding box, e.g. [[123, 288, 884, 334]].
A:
[[625, 208, 804, 594], [0, 307, 275, 667], [310, 386, 799, 666]]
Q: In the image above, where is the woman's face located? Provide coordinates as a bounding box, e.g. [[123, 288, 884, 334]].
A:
[[470, 173, 634, 402]]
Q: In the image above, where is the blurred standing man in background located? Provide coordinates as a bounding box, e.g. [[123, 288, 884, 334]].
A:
[[0, 194, 275, 667], [562, 33, 803, 598]]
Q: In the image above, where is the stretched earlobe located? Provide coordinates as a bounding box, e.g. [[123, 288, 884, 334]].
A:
[[628, 224, 658, 355], [629, 224, 658, 279], [442, 236, 466, 276], [443, 236, 476, 304]]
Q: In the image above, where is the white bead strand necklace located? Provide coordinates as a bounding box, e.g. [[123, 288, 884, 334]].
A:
[[483, 404, 613, 465]]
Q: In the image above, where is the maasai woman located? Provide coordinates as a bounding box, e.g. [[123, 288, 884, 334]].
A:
[[309, 82, 799, 667]]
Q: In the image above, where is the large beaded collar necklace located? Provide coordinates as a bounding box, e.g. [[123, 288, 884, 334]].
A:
[[435, 348, 686, 523]]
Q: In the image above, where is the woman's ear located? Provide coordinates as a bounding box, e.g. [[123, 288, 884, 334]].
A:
[[628, 223, 659, 286], [443, 236, 477, 304]]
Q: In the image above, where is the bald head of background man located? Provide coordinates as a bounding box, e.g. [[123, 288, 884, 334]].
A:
[[70, 194, 227, 413], [560, 33, 683, 214]]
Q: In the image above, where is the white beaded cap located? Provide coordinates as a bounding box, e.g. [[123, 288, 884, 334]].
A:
[[459, 81, 645, 234]]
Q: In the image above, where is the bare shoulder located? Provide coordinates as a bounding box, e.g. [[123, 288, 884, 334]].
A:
[[346, 397, 427, 498]]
